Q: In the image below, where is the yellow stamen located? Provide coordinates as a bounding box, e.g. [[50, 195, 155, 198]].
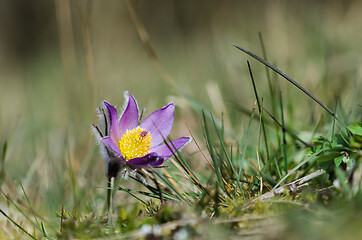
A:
[[119, 126, 152, 160]]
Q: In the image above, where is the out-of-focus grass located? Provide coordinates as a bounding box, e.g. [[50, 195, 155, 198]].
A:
[[0, 1, 361, 239]]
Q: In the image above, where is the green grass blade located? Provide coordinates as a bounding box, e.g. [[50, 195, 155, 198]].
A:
[[202, 110, 226, 192], [170, 142, 205, 193], [39, 222, 48, 238], [233, 44, 336, 118], [261, 144, 283, 180], [210, 113, 243, 199], [247, 61, 270, 161], [152, 170, 188, 203], [280, 92, 288, 174], [117, 184, 178, 202], [235, 103, 257, 198]]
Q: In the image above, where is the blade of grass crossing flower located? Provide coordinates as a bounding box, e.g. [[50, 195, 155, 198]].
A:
[[247, 61, 270, 161], [202, 110, 226, 192], [210, 113, 244, 199], [166, 138, 207, 194], [233, 44, 336, 119], [151, 170, 166, 204], [130, 175, 159, 195], [272, 149, 323, 190], [116, 186, 156, 205], [280, 92, 288, 175], [163, 168, 188, 196], [129, 176, 180, 201], [153, 170, 188, 203]]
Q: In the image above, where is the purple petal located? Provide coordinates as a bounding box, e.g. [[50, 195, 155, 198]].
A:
[[103, 101, 120, 143], [127, 152, 164, 168], [101, 136, 122, 155], [119, 92, 139, 136], [140, 103, 175, 146], [151, 137, 191, 160]]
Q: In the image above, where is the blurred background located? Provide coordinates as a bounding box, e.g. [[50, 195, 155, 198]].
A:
[[0, 0, 361, 212]]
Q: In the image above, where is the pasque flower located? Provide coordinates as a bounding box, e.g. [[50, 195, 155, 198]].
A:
[[92, 92, 191, 178]]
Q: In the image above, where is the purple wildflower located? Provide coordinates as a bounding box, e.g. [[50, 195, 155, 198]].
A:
[[92, 92, 191, 178]]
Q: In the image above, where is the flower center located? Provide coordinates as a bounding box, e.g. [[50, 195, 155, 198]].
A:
[[118, 126, 152, 160]]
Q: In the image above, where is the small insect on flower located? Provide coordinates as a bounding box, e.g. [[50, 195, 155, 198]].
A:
[[92, 92, 191, 178]]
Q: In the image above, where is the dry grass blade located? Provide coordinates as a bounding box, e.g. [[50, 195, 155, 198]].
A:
[[255, 169, 325, 202], [125, 0, 173, 86]]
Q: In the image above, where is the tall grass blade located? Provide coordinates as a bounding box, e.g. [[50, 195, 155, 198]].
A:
[[247, 61, 270, 161], [280, 92, 288, 174], [210, 113, 243, 199], [233, 44, 336, 118]]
